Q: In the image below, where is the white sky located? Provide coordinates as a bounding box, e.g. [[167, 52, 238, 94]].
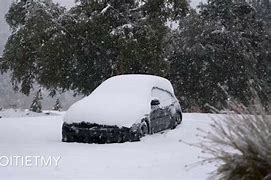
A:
[[52, 0, 75, 9], [190, 0, 206, 8]]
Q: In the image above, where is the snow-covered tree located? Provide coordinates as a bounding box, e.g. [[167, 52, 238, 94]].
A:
[[1, 0, 188, 96], [169, 0, 271, 111], [30, 89, 43, 113], [1, 0, 65, 95]]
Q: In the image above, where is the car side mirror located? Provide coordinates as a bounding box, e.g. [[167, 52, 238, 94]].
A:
[[151, 99, 160, 106]]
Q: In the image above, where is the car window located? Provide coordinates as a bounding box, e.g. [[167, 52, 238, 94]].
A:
[[151, 87, 175, 107]]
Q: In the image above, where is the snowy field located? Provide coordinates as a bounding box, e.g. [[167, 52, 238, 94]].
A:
[[0, 110, 217, 180]]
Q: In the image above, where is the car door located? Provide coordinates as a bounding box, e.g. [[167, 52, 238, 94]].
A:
[[150, 87, 175, 133]]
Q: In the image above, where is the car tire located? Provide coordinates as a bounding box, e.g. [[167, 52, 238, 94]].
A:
[[139, 121, 148, 137], [177, 113, 182, 124], [172, 113, 182, 129]]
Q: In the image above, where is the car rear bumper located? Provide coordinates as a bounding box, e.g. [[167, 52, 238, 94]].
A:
[[62, 122, 140, 144]]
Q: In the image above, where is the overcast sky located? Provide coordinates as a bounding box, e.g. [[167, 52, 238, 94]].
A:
[[52, 0, 75, 9], [190, 0, 206, 8]]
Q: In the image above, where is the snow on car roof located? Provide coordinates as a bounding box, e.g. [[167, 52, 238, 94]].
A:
[[64, 74, 175, 127]]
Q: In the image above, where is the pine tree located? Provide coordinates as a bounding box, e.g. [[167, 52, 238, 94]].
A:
[[52, 98, 62, 111], [30, 89, 43, 113]]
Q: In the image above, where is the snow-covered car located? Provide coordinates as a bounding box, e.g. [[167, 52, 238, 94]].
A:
[[62, 74, 182, 144]]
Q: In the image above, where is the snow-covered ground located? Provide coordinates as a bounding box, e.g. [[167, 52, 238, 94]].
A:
[[0, 110, 217, 180], [0, 109, 65, 118]]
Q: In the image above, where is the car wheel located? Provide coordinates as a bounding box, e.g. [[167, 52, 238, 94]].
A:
[[139, 121, 148, 137], [172, 113, 182, 129], [176, 113, 182, 124]]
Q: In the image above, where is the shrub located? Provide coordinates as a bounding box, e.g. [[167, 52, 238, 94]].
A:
[[197, 101, 271, 180]]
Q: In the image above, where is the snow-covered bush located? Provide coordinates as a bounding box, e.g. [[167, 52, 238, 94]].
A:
[[197, 102, 271, 180]]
